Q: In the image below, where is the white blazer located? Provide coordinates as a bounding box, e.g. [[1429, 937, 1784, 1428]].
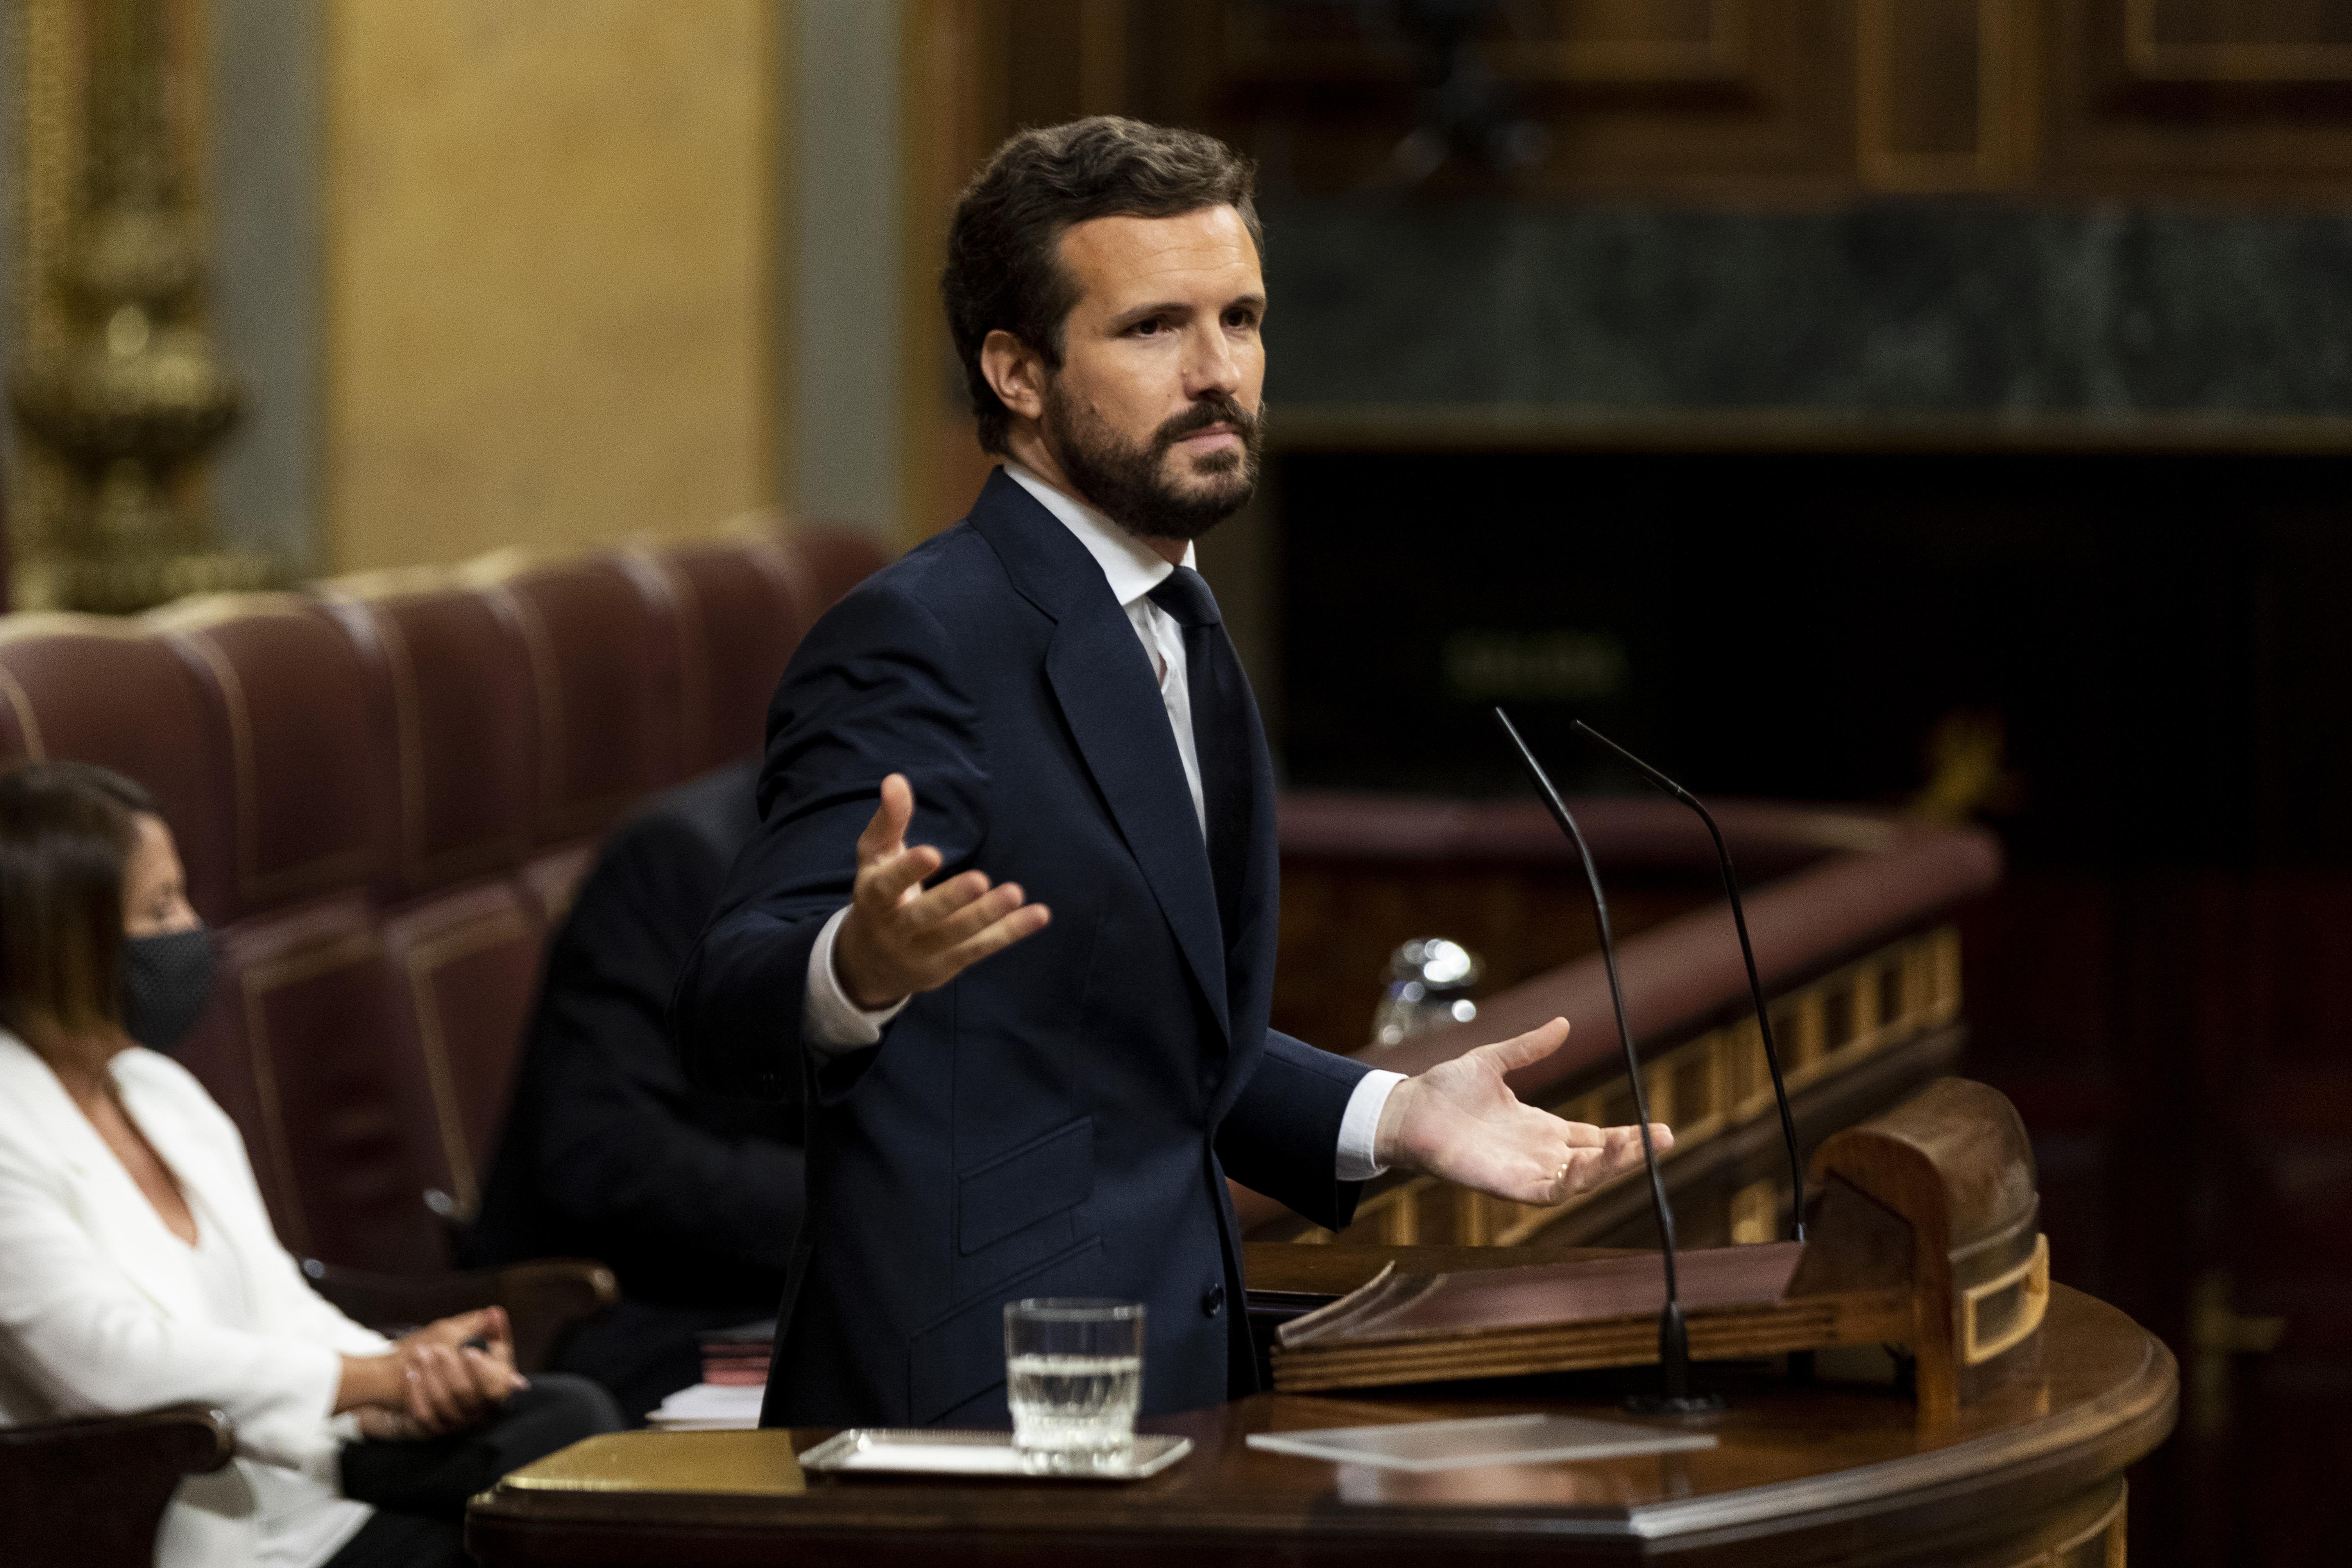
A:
[[0, 1032, 391, 1568]]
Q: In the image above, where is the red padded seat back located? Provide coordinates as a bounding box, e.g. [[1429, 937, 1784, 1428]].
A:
[[786, 529, 891, 618], [635, 534, 816, 776], [479, 557, 683, 846], [0, 529, 891, 1274], [376, 879, 547, 1220], [0, 616, 237, 925], [519, 843, 596, 927], [316, 579, 536, 900], [134, 596, 437, 1261], [203, 895, 451, 1272], [149, 596, 390, 922]]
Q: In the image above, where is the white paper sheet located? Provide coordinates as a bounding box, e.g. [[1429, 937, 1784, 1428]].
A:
[[1244, 1412, 1717, 1473], [646, 1382, 766, 1431]]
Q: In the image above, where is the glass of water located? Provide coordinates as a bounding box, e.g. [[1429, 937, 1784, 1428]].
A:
[[1004, 1298, 1144, 1473]]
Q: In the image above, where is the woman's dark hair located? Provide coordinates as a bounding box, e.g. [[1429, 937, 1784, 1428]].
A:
[[0, 761, 156, 1033], [942, 116, 1262, 456]]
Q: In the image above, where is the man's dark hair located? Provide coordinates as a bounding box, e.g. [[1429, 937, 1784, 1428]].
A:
[[942, 116, 1262, 456], [0, 760, 156, 1034]]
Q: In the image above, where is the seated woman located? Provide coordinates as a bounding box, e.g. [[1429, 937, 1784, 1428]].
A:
[[0, 761, 619, 1568]]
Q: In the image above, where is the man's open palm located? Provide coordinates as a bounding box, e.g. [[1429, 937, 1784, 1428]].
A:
[[832, 773, 1052, 1010], [1375, 1018, 1670, 1206]]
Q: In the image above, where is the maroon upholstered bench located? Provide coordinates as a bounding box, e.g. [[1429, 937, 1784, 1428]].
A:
[[0, 523, 887, 1278]]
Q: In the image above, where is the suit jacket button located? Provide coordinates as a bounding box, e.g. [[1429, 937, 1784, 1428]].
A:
[[1201, 1282, 1226, 1317]]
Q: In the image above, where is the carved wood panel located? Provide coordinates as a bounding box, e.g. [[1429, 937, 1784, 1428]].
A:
[[2129, 0, 2352, 78], [1123, 0, 1856, 200], [1858, 0, 2030, 193], [1217, 0, 1751, 84], [2043, 0, 2352, 193], [960, 0, 2352, 201]]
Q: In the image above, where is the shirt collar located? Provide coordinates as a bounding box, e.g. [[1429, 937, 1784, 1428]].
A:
[[1003, 462, 1195, 610]]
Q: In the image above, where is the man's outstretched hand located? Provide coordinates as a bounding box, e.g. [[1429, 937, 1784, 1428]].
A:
[[833, 773, 1052, 1011], [1373, 1018, 1670, 1206]]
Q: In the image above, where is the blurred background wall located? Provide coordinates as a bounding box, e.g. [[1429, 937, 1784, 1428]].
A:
[[7, 4, 2352, 1563], [318, 0, 775, 571], [3, 0, 926, 586]]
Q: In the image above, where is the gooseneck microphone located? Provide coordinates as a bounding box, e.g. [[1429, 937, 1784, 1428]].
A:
[[1494, 708, 1717, 1413], [1571, 720, 1807, 1243]]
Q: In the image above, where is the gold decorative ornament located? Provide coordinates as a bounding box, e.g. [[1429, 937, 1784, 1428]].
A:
[[10, 0, 275, 613]]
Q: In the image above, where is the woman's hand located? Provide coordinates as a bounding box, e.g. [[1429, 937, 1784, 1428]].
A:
[[352, 1403, 426, 1442], [405, 1306, 518, 1373], [336, 1306, 527, 1437], [394, 1307, 527, 1434]]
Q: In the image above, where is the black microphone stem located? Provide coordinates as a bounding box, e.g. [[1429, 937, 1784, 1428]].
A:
[[1570, 721, 1807, 1244], [1493, 708, 1696, 1405]]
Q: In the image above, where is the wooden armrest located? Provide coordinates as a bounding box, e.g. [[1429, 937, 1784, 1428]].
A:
[[304, 1257, 620, 1374], [0, 1403, 232, 1568]]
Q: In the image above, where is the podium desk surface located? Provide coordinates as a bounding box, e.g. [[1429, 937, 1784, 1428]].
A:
[[467, 1284, 2174, 1568]]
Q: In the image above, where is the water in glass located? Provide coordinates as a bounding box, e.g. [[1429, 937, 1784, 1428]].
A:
[[1003, 1299, 1145, 1472], [1008, 1353, 1141, 1457]]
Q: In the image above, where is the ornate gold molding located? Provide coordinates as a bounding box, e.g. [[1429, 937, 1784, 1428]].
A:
[[1284, 926, 1965, 1250], [9, 0, 272, 612]]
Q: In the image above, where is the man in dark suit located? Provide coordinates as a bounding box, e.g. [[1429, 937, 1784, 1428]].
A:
[[471, 762, 799, 1421], [673, 117, 1665, 1429]]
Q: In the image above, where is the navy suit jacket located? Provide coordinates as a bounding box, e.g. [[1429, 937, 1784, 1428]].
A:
[[673, 469, 1370, 1428]]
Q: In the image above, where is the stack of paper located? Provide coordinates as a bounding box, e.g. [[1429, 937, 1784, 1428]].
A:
[[646, 1382, 766, 1431]]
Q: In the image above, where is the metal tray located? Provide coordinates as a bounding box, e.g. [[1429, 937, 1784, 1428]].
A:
[[797, 1428, 1192, 1481]]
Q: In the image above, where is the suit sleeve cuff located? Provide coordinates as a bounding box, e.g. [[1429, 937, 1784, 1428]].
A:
[[1334, 1069, 1407, 1182], [802, 906, 909, 1060]]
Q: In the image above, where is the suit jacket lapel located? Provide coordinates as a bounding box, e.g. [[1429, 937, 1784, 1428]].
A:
[[969, 471, 1231, 1038], [1047, 605, 1230, 1038]]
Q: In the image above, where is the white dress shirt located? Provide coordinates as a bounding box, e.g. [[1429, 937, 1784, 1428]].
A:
[[801, 464, 1402, 1181]]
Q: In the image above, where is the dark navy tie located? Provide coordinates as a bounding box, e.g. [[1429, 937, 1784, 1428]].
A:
[[1148, 566, 1251, 953]]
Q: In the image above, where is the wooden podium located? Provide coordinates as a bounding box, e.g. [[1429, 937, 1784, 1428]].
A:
[[467, 1083, 2175, 1566], [1269, 1079, 2057, 1425], [467, 1280, 2170, 1566]]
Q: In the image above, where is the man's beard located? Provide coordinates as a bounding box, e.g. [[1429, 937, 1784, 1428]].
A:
[[1041, 381, 1265, 542]]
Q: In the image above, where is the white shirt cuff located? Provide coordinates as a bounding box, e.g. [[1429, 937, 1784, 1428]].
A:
[[802, 906, 910, 1060], [1334, 1069, 1407, 1183]]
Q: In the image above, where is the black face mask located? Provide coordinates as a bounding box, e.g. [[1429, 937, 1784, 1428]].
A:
[[118, 929, 216, 1053]]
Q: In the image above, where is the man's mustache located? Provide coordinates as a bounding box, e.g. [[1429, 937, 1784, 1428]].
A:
[[1152, 397, 1259, 455]]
